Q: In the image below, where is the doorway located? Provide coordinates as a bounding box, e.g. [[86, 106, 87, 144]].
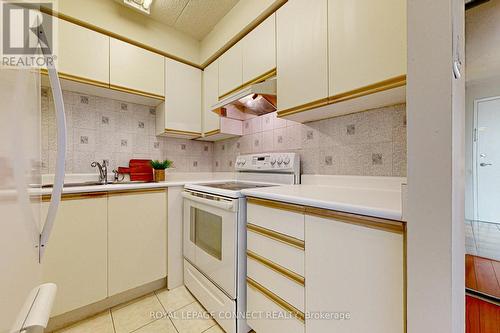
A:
[[467, 97, 500, 262], [473, 96, 500, 225]]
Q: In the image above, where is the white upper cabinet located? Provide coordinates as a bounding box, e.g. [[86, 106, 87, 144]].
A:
[[110, 38, 165, 97], [328, 0, 407, 96], [202, 60, 220, 135], [218, 41, 243, 97], [57, 19, 109, 85], [242, 14, 276, 83], [156, 58, 201, 136], [276, 0, 329, 112]]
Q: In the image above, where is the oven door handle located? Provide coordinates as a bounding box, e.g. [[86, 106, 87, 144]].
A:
[[182, 192, 236, 212]]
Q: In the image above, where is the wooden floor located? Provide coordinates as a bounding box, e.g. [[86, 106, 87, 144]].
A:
[[466, 254, 500, 299], [466, 296, 500, 333]]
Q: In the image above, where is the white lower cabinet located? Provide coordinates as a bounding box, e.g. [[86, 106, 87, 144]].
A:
[[246, 200, 306, 333], [41, 195, 108, 316], [108, 190, 167, 296], [305, 214, 404, 333], [247, 281, 305, 333], [43, 189, 168, 317], [246, 198, 405, 333]]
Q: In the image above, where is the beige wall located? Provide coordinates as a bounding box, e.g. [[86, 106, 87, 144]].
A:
[[48, 0, 201, 64], [46, 0, 285, 68], [199, 0, 285, 65], [466, 0, 500, 83], [407, 0, 465, 332]]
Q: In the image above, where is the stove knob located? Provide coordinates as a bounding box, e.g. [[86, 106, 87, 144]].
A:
[[270, 157, 276, 165], [277, 156, 283, 165], [284, 156, 291, 165]]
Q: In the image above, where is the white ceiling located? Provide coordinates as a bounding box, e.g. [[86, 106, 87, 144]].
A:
[[118, 0, 240, 40]]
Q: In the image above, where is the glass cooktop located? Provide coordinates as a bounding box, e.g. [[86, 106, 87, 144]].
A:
[[200, 182, 275, 191]]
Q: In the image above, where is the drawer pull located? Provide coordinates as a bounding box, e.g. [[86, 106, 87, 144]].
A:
[[248, 197, 305, 214], [247, 250, 305, 286], [247, 277, 305, 323], [247, 223, 305, 250]]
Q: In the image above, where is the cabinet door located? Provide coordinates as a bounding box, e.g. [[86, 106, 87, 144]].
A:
[[41, 196, 108, 316], [305, 215, 404, 333], [203, 60, 220, 134], [110, 38, 165, 96], [165, 58, 202, 133], [108, 191, 167, 296], [276, 0, 328, 112], [328, 0, 406, 96], [218, 41, 243, 97], [242, 14, 276, 83], [57, 19, 109, 85]]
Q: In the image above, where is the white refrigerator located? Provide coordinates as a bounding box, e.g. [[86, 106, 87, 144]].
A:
[[0, 64, 67, 331]]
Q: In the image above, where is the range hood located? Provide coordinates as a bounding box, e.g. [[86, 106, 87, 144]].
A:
[[212, 78, 277, 117]]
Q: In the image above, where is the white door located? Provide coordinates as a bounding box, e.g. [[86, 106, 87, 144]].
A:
[[475, 97, 500, 223]]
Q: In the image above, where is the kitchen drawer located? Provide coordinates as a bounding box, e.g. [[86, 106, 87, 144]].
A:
[[247, 227, 304, 276], [247, 278, 304, 333], [247, 199, 305, 240], [184, 259, 235, 333], [247, 251, 304, 311]]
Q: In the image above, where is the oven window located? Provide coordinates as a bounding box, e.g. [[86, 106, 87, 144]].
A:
[[190, 207, 222, 260]]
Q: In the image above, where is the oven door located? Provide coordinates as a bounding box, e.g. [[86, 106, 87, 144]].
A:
[[182, 190, 238, 299]]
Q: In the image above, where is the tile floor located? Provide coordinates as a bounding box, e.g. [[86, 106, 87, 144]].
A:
[[466, 220, 500, 261], [54, 286, 225, 333]]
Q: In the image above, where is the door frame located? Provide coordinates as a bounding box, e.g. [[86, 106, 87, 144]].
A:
[[472, 95, 500, 221]]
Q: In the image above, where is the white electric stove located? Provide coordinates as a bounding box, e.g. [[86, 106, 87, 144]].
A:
[[182, 153, 300, 333]]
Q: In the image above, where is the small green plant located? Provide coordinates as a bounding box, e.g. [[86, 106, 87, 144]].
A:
[[151, 159, 173, 170]]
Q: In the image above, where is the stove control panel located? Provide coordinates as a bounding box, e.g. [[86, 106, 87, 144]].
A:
[[235, 153, 300, 172]]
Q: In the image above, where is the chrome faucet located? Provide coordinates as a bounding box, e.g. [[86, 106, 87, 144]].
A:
[[91, 160, 108, 184]]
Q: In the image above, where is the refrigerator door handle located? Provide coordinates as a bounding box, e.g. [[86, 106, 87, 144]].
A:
[[38, 26, 67, 261]]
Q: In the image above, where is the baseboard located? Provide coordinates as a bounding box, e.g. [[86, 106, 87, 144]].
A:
[[46, 278, 167, 332]]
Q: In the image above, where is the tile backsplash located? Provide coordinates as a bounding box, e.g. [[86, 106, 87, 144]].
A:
[[42, 88, 407, 177], [213, 104, 407, 177], [41, 90, 213, 174]]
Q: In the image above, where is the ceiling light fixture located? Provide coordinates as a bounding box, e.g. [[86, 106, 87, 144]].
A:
[[122, 0, 153, 15]]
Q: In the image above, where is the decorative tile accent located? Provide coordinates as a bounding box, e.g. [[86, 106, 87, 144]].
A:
[[80, 136, 88, 144], [372, 153, 383, 165], [346, 124, 356, 135], [138, 121, 145, 129], [325, 155, 333, 166], [80, 96, 89, 104], [149, 108, 156, 115], [120, 103, 128, 111]]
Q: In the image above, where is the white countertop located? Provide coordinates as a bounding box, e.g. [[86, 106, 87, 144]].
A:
[[33, 172, 236, 196], [241, 184, 403, 221]]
